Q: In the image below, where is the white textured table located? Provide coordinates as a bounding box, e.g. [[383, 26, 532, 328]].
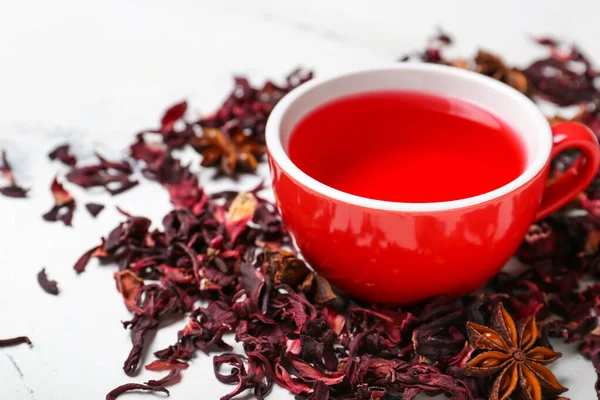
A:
[[1, 1, 599, 398]]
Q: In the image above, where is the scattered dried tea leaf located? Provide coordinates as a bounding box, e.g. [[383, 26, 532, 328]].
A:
[[0, 150, 28, 198], [0, 336, 32, 348], [0, 185, 28, 198], [66, 153, 138, 195], [228, 192, 258, 222], [48, 144, 77, 166], [0, 150, 14, 182], [145, 367, 183, 387], [161, 101, 187, 133], [37, 268, 59, 295], [199, 69, 313, 142], [145, 360, 190, 372], [105, 383, 169, 400], [226, 192, 258, 243], [42, 177, 76, 226], [86, 202, 105, 217], [73, 245, 102, 273], [114, 270, 144, 313]]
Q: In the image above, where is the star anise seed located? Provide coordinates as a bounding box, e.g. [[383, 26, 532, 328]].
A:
[[464, 303, 566, 400], [190, 128, 265, 176], [475, 50, 529, 94]]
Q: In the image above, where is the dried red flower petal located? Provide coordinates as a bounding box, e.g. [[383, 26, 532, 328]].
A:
[[524, 43, 598, 107], [0, 150, 14, 182], [114, 270, 144, 313], [42, 177, 76, 226], [518, 223, 556, 262], [0, 185, 28, 198], [86, 203, 105, 217], [105, 383, 169, 400], [66, 153, 138, 195], [0, 150, 28, 198], [73, 245, 100, 273], [145, 360, 189, 372], [161, 101, 187, 133], [48, 144, 77, 166], [37, 268, 59, 295], [198, 70, 313, 143], [145, 367, 183, 387], [0, 336, 32, 348], [532, 36, 561, 48], [213, 353, 273, 400]]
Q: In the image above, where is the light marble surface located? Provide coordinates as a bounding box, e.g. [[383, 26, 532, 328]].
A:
[[1, 1, 599, 399]]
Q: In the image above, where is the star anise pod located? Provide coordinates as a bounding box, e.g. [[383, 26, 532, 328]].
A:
[[190, 128, 265, 176], [465, 303, 567, 400], [475, 51, 529, 94]]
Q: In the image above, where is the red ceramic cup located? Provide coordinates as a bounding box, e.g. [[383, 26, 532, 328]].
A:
[[265, 64, 600, 304]]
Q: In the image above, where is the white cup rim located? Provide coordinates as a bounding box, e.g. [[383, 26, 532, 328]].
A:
[[265, 63, 552, 212]]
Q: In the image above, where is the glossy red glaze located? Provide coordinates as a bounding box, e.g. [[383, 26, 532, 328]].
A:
[[536, 122, 600, 220], [269, 122, 599, 304], [265, 65, 600, 304]]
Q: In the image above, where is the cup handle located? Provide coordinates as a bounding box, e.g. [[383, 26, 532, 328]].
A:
[[535, 122, 600, 221]]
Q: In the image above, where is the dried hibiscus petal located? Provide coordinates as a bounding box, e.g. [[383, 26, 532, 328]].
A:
[[0, 185, 28, 198], [161, 101, 187, 133], [42, 177, 76, 226], [226, 192, 258, 243], [0, 336, 32, 348], [86, 203, 105, 217], [114, 270, 144, 313], [37, 268, 59, 295], [105, 383, 169, 399], [66, 153, 138, 195], [73, 244, 102, 273], [0, 150, 14, 182], [145, 367, 183, 387], [48, 144, 77, 166], [145, 360, 189, 372], [0, 150, 28, 198]]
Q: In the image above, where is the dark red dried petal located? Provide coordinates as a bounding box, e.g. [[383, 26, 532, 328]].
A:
[[145, 360, 189, 372], [0, 149, 13, 181], [161, 101, 187, 133], [0, 185, 28, 198], [145, 367, 183, 387], [0, 151, 28, 197], [105, 383, 169, 399], [532, 36, 560, 47], [66, 154, 137, 196], [43, 178, 76, 226], [0, 336, 32, 347], [73, 245, 99, 273], [114, 270, 144, 313], [107, 179, 139, 195], [86, 203, 105, 217], [37, 268, 59, 295], [48, 144, 77, 166]]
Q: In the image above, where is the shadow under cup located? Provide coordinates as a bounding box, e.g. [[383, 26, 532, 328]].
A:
[[266, 65, 554, 304]]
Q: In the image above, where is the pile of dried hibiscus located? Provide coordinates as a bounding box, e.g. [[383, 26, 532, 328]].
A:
[[3, 33, 600, 400]]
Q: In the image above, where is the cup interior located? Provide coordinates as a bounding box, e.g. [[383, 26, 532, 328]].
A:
[[266, 64, 552, 211]]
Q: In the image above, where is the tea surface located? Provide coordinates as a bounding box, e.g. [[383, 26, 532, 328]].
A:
[[288, 91, 526, 202]]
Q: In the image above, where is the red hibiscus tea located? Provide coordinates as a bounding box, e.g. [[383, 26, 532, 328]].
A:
[[288, 91, 526, 202]]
